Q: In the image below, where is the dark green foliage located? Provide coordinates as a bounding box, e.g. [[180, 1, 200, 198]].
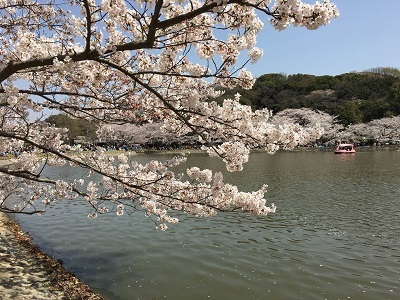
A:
[[388, 80, 400, 115], [220, 68, 400, 124], [338, 101, 363, 125], [45, 114, 98, 143], [360, 99, 393, 122]]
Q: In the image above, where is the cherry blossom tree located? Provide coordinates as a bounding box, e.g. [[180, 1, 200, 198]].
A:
[[97, 122, 199, 147], [0, 0, 339, 229], [341, 116, 400, 143], [271, 108, 342, 143]]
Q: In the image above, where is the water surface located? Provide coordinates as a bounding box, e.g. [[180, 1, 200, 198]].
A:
[[15, 150, 400, 299]]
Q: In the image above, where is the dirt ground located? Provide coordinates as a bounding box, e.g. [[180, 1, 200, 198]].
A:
[[0, 212, 103, 300]]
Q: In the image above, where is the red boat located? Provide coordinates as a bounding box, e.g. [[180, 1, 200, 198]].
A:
[[334, 142, 355, 154]]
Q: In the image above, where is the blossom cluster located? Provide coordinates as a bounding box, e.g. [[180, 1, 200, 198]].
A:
[[71, 152, 275, 230], [341, 116, 400, 142], [270, 0, 339, 30]]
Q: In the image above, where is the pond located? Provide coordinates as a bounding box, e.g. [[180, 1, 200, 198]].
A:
[[15, 150, 400, 299]]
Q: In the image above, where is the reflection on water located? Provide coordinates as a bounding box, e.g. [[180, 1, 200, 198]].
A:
[[15, 150, 400, 300]]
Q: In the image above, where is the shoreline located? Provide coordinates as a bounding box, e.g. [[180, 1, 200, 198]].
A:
[[0, 212, 103, 300], [1, 144, 399, 165]]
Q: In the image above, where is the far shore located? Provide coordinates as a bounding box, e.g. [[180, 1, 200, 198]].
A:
[[1, 144, 399, 167]]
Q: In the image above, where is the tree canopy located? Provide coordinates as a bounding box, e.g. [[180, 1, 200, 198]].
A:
[[46, 114, 98, 143], [230, 69, 400, 125]]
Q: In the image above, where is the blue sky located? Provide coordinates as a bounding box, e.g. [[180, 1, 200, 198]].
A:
[[249, 0, 400, 77]]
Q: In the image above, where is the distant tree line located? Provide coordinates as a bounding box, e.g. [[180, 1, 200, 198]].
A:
[[45, 109, 400, 150], [46, 67, 400, 143], [219, 67, 400, 126]]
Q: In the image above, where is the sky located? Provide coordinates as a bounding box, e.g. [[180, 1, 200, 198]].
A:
[[248, 0, 400, 77]]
